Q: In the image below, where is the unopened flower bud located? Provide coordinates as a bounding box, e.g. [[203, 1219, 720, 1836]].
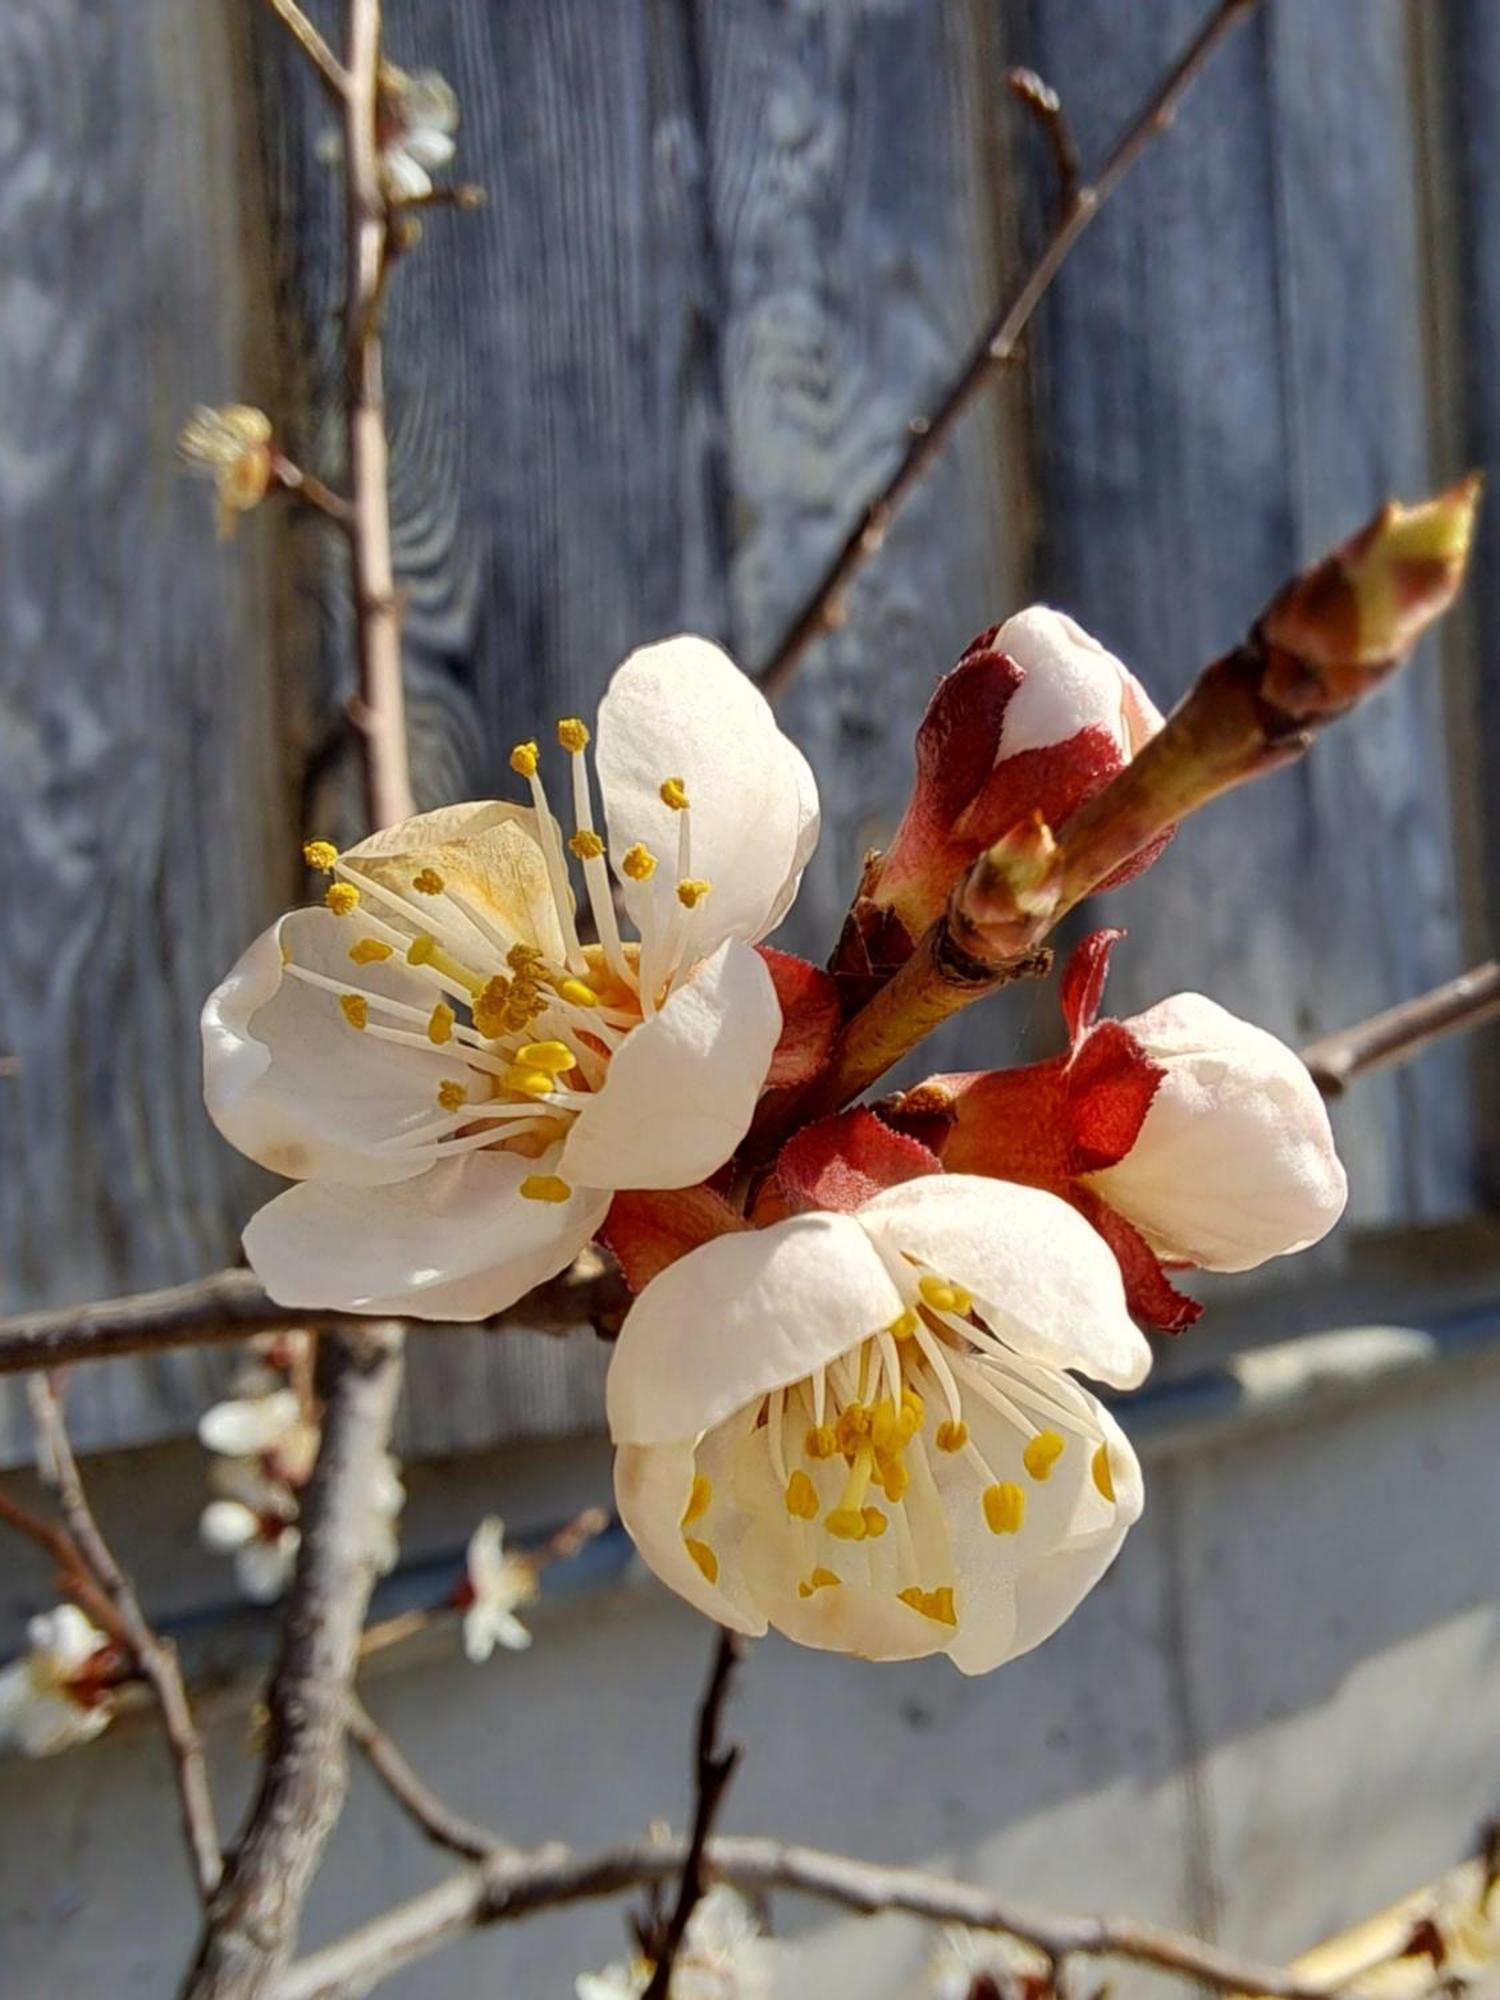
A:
[[178, 404, 276, 540], [950, 811, 1062, 962]]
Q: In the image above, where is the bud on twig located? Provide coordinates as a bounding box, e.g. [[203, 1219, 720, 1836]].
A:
[[950, 811, 1062, 964]]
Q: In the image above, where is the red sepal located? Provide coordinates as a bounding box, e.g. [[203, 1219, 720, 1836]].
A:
[[756, 946, 841, 1087], [775, 1108, 941, 1216], [954, 721, 1126, 854], [1065, 1020, 1162, 1173], [1074, 1193, 1202, 1333], [599, 1184, 748, 1293], [1060, 928, 1125, 1043]]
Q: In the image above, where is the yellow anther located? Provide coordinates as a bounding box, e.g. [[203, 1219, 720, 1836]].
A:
[[324, 882, 360, 916], [785, 1471, 819, 1520], [472, 976, 511, 1038], [568, 829, 605, 861], [887, 1308, 919, 1341], [412, 867, 446, 895], [825, 1508, 868, 1542], [507, 943, 542, 971], [339, 993, 368, 1031], [659, 777, 689, 811], [437, 1080, 469, 1113], [861, 1507, 889, 1539], [349, 937, 393, 965], [557, 717, 590, 753], [835, 1405, 870, 1456], [875, 1451, 909, 1504], [681, 1475, 712, 1527], [427, 1001, 455, 1046], [558, 978, 599, 1009], [509, 740, 539, 777], [620, 843, 658, 883], [918, 1274, 973, 1316], [684, 1537, 718, 1584], [870, 1399, 900, 1453], [799, 1567, 842, 1599], [1092, 1444, 1115, 1502], [899, 1388, 925, 1439], [303, 839, 339, 873], [804, 1425, 838, 1461], [502, 1065, 556, 1099], [1023, 1430, 1065, 1481], [520, 1174, 573, 1204], [935, 1420, 969, 1454], [515, 1041, 576, 1076], [898, 1585, 925, 1615], [406, 934, 439, 967], [928, 1586, 957, 1626], [676, 877, 712, 909], [983, 1482, 1026, 1535], [405, 933, 484, 996]]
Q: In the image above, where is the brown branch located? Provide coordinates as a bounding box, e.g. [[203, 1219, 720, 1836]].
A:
[[182, 1324, 405, 1998], [642, 1629, 746, 1998], [279, 1831, 1347, 2000], [753, 0, 1261, 703], [270, 452, 355, 530], [28, 1377, 223, 1900], [260, 0, 348, 100], [1300, 961, 1500, 1096], [1007, 68, 1081, 206], [348, 1694, 509, 1863], [0, 1252, 629, 1379], [0, 1484, 132, 1647]]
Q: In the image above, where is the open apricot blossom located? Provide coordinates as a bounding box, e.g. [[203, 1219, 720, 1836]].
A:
[[836, 608, 1164, 991], [457, 1516, 538, 1660], [0, 1606, 121, 1759], [201, 636, 818, 1318], [891, 930, 1348, 1331], [607, 1172, 1149, 1674]]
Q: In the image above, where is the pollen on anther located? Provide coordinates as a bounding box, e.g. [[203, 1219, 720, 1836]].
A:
[[516, 1041, 576, 1076], [339, 994, 369, 1031], [918, 1274, 973, 1316], [349, 937, 393, 965], [684, 1537, 718, 1584], [303, 839, 338, 873], [676, 877, 712, 909], [558, 978, 599, 1009], [406, 934, 438, 967], [799, 1567, 841, 1599], [659, 777, 689, 811], [935, 1420, 969, 1454], [785, 1471, 819, 1520], [1023, 1430, 1065, 1481], [325, 882, 360, 916], [1092, 1443, 1115, 1502], [804, 1425, 838, 1461], [557, 717, 590, 753], [825, 1508, 868, 1542], [682, 1475, 712, 1527], [509, 740, 539, 777], [568, 829, 605, 861], [520, 1174, 572, 1204], [427, 1001, 455, 1046], [620, 844, 657, 883], [861, 1507, 888, 1539], [888, 1308, 919, 1341], [437, 1080, 469, 1113], [412, 867, 445, 895], [983, 1482, 1026, 1535]]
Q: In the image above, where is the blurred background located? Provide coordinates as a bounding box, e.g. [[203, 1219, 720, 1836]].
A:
[[3, 1, 1500, 1993]]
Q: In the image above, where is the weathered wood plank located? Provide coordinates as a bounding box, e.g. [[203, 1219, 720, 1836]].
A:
[[0, 0, 293, 1458], [1010, 0, 1474, 1227]]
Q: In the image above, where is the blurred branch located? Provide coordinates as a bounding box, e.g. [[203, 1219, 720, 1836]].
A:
[[279, 1830, 1348, 2000], [754, 0, 1262, 703], [1301, 961, 1500, 1096], [348, 1694, 508, 1863], [28, 1377, 223, 1900], [1007, 67, 1081, 206], [260, 0, 347, 100], [642, 1630, 746, 1998], [183, 1324, 405, 1998], [0, 1482, 133, 1649]]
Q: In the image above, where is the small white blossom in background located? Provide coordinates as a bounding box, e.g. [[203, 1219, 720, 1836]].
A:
[[928, 1926, 1054, 2000], [576, 1886, 778, 1999], [377, 64, 459, 199], [177, 404, 275, 539], [459, 1516, 538, 1661], [0, 1606, 119, 1759], [198, 1352, 323, 1604]]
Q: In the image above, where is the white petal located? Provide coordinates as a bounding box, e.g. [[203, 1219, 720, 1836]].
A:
[[1085, 994, 1348, 1272], [993, 606, 1163, 760], [243, 1152, 609, 1321], [29, 1605, 106, 1672], [759, 736, 822, 939], [383, 148, 433, 199], [198, 1389, 300, 1458], [402, 127, 456, 171], [606, 1213, 902, 1446], [200, 1500, 259, 1553], [237, 1536, 298, 1604], [595, 635, 815, 952], [614, 1441, 766, 1636], [203, 909, 464, 1187], [856, 1175, 1152, 1390], [560, 941, 779, 1192]]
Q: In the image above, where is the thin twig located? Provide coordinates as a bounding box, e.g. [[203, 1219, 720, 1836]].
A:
[[272, 452, 355, 531], [1006, 68, 1081, 205], [182, 1324, 405, 1998], [28, 1377, 223, 1900], [643, 1629, 746, 1998], [753, 0, 1261, 702], [0, 1484, 131, 1646], [1300, 961, 1500, 1096], [278, 1830, 1348, 2000], [260, 0, 348, 100], [348, 1694, 509, 1862]]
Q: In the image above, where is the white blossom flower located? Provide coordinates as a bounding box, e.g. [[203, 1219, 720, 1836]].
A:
[[576, 1887, 777, 1998], [608, 1175, 1148, 1674], [988, 606, 1161, 766], [928, 1925, 1051, 2000], [460, 1516, 538, 1660], [200, 1472, 301, 1605], [0, 1606, 117, 1758], [178, 404, 275, 540], [378, 65, 459, 200], [203, 636, 818, 1320]]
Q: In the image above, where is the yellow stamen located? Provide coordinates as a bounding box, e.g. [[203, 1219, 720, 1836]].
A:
[[785, 1471, 819, 1520], [324, 882, 360, 916], [799, 1567, 842, 1599], [983, 1482, 1026, 1535], [405, 933, 484, 996], [437, 1080, 468, 1113], [509, 741, 539, 777], [1092, 1444, 1115, 1502], [870, 1399, 901, 1453], [501, 1065, 556, 1099], [303, 839, 339, 872], [568, 829, 605, 861], [676, 877, 711, 909], [339, 994, 368, 1031], [515, 1041, 576, 1076], [935, 1420, 969, 1454], [804, 1425, 838, 1461], [472, 976, 510, 1038], [899, 1388, 925, 1439], [659, 777, 689, 811], [427, 1001, 455, 1046], [1023, 1430, 1065, 1481], [928, 1586, 957, 1626], [520, 1174, 572, 1204], [684, 1537, 718, 1584], [507, 943, 542, 971], [682, 1475, 712, 1527], [558, 978, 599, 1009], [875, 1450, 909, 1503], [918, 1274, 974, 1316], [825, 1509, 868, 1542], [888, 1308, 919, 1341], [835, 1405, 870, 1456], [557, 717, 590, 753], [412, 867, 446, 895], [861, 1507, 888, 1539], [620, 844, 657, 883], [349, 937, 393, 965]]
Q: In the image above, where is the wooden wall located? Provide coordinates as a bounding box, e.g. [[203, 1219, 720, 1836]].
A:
[[2, 0, 1493, 1458]]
